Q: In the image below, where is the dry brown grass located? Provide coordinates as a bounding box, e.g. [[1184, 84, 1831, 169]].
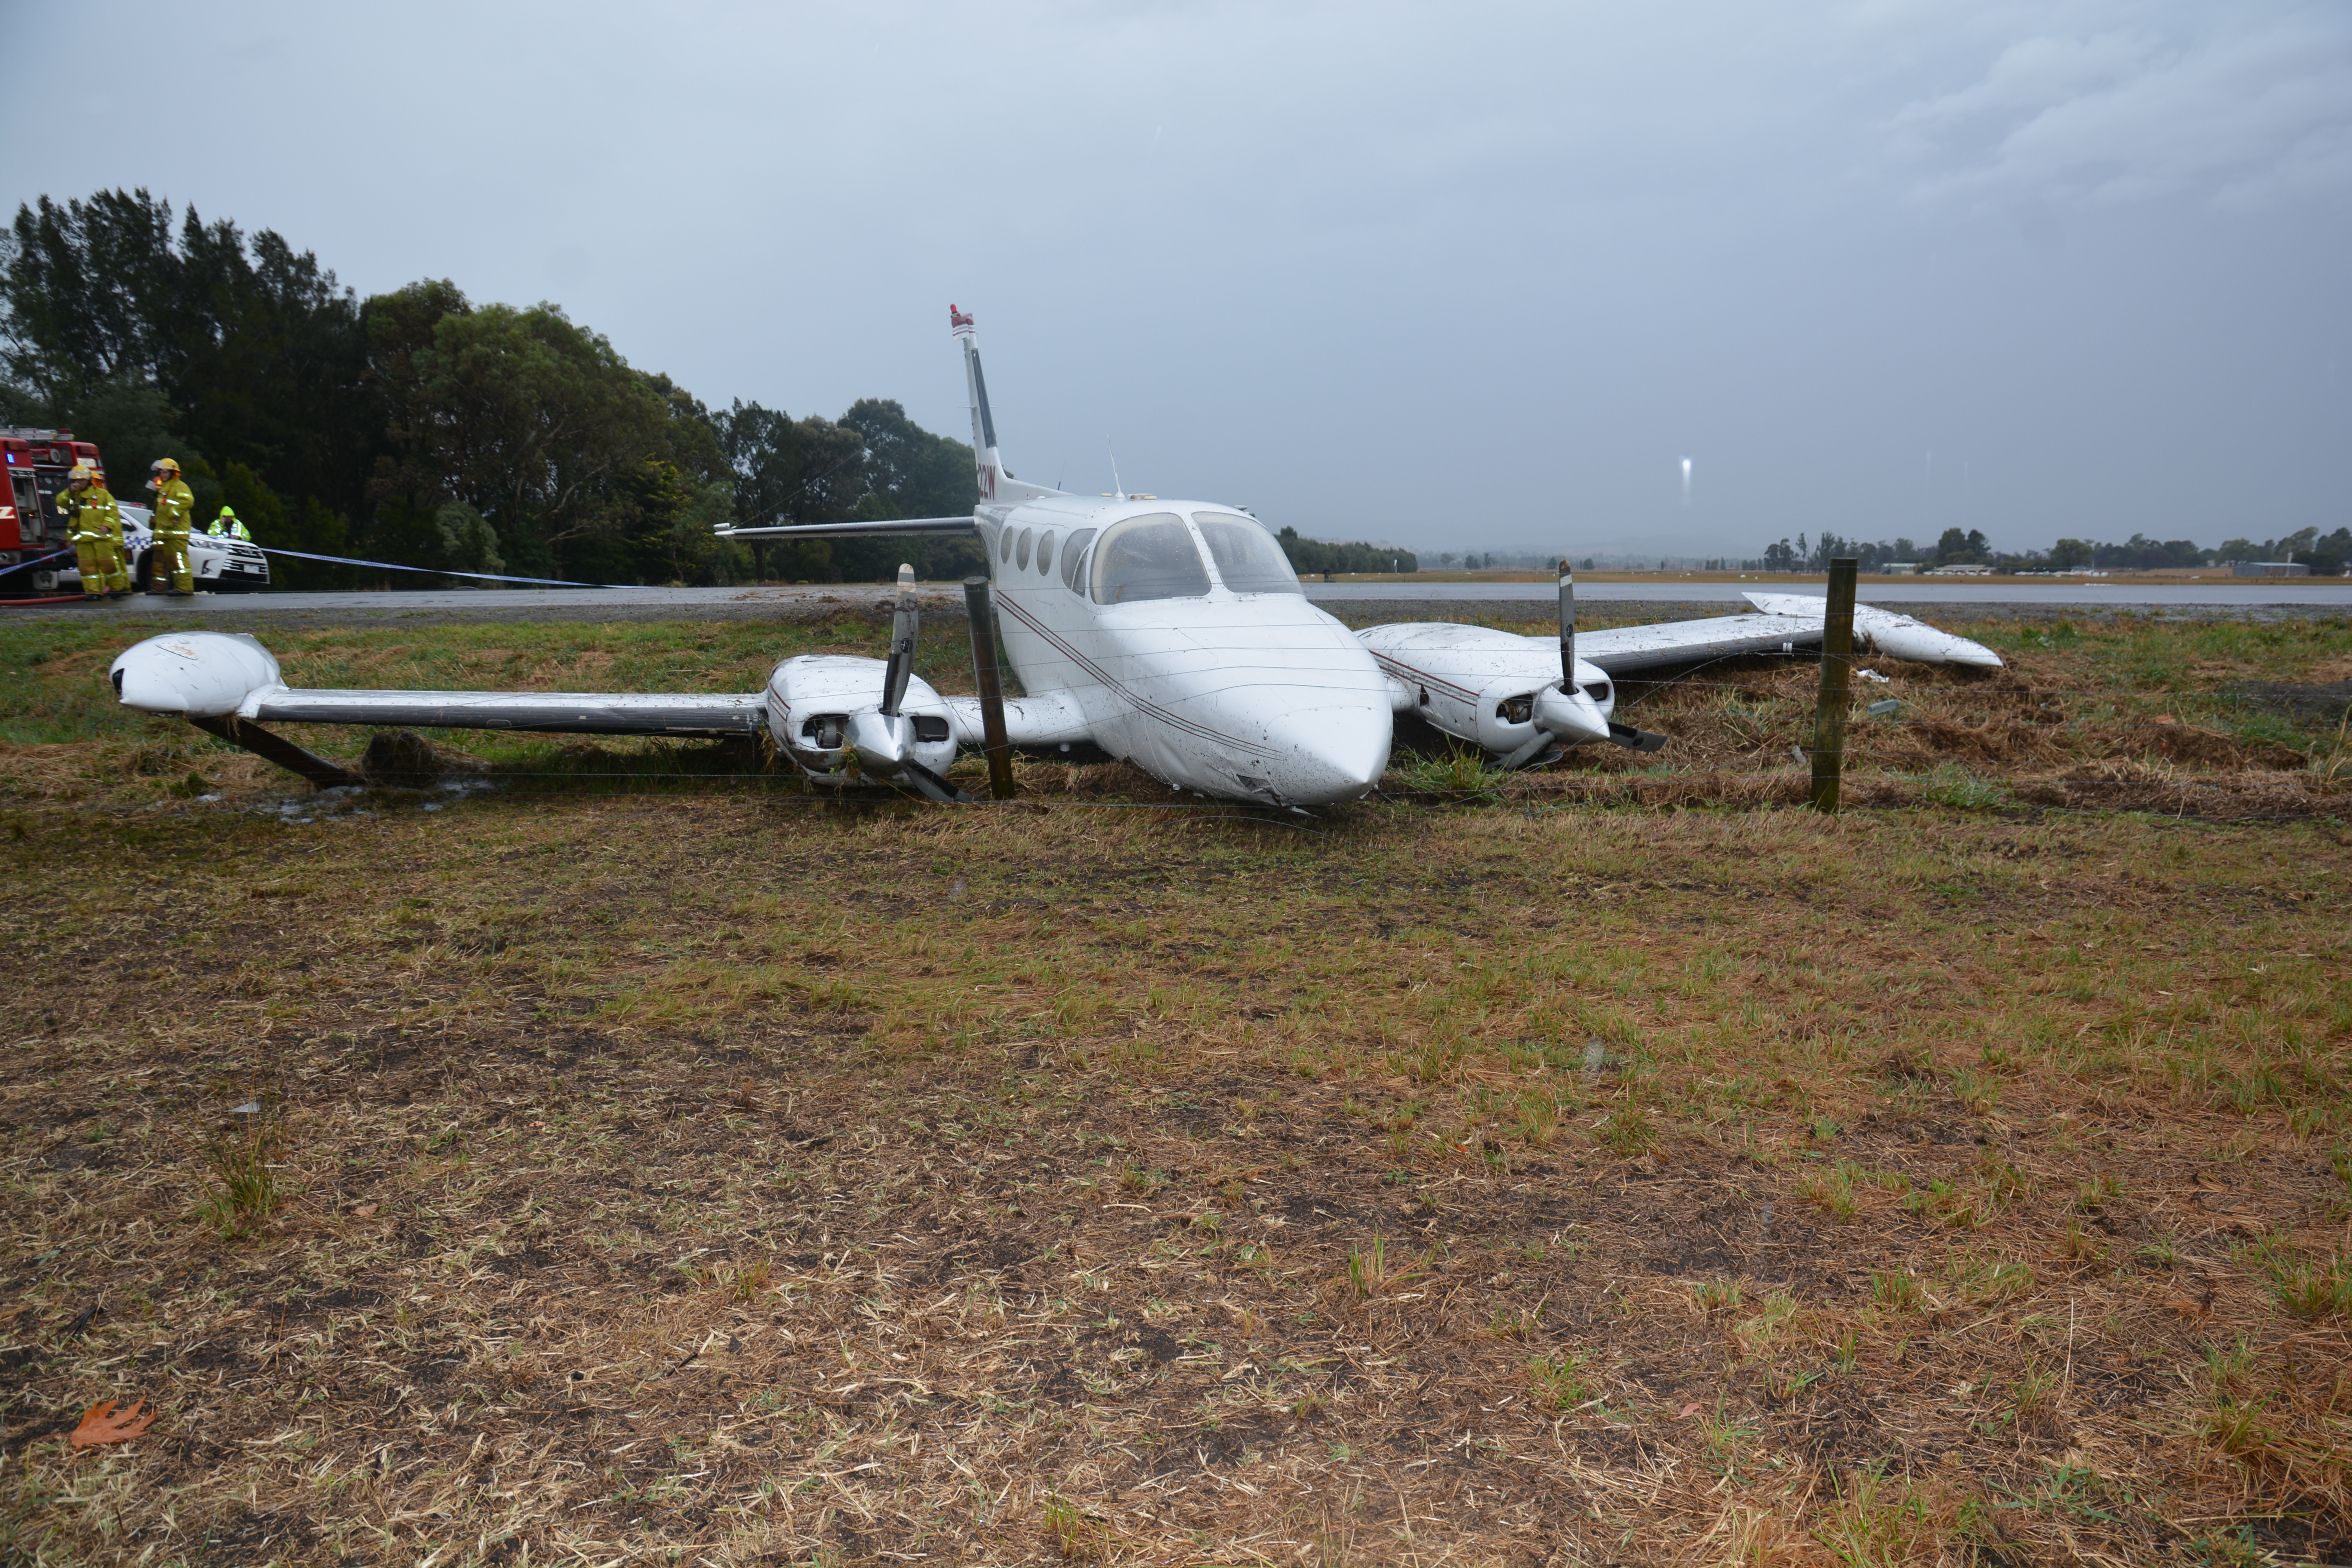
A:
[[3, 787, 2348, 1566], [3, 610, 2350, 1564]]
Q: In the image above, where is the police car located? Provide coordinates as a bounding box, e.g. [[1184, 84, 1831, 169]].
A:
[[114, 503, 272, 593]]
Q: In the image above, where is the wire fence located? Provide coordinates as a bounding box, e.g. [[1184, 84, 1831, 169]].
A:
[[223, 758, 2339, 811]]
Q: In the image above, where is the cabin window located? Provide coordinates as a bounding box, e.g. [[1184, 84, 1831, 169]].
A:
[[1016, 528, 1033, 570], [999, 527, 1014, 562], [1194, 513, 1303, 595], [1091, 513, 1210, 604], [1062, 528, 1096, 590], [1036, 532, 1054, 575]]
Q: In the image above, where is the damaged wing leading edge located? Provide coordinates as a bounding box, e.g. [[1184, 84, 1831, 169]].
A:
[[1576, 593, 2004, 676]]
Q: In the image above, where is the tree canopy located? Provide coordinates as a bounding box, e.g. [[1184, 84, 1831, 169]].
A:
[[2, 188, 980, 585], [1274, 526, 1417, 576]]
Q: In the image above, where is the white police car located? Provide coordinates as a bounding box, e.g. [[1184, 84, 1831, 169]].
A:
[[114, 502, 272, 593]]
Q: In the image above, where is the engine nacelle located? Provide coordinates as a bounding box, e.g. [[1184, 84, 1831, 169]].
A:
[[109, 632, 285, 717], [764, 655, 958, 781], [1356, 622, 1615, 756]]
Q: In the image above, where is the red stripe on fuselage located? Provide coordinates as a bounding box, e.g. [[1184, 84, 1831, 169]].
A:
[[995, 592, 1272, 759], [1368, 651, 1479, 704]]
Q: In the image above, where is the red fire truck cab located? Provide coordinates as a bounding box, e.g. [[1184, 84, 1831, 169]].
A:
[[1, 428, 105, 578]]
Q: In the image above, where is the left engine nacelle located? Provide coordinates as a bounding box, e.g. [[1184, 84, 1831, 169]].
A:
[[764, 655, 958, 783]]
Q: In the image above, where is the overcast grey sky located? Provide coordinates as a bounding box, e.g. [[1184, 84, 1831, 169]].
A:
[[6, 1, 2347, 556]]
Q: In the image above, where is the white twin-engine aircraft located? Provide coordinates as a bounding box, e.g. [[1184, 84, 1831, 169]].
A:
[[108, 306, 1998, 806]]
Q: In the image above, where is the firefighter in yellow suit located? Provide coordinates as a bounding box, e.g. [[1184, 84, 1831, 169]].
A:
[[147, 457, 196, 595], [62, 464, 130, 600]]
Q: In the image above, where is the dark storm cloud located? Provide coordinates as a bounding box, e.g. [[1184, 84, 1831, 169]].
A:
[[6, 2, 2345, 557]]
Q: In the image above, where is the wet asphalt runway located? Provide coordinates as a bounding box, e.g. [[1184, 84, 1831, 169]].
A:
[[3, 578, 2345, 629]]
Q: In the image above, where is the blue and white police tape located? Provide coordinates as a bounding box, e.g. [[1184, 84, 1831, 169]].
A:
[[0, 547, 75, 579], [253, 547, 655, 590]]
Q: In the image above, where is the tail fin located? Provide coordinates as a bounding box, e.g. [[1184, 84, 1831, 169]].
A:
[[950, 305, 1058, 503]]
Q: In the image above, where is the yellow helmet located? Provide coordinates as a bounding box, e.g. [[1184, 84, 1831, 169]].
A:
[[152, 457, 181, 475], [68, 463, 93, 483], [218, 505, 237, 519]]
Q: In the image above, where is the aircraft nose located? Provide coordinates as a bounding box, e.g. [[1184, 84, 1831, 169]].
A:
[[1258, 703, 1391, 805]]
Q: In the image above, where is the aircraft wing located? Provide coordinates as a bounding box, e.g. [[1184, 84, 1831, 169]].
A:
[[240, 688, 766, 736], [1574, 613, 1823, 675], [1575, 594, 2001, 675], [717, 517, 977, 539], [942, 688, 1091, 749], [108, 630, 766, 735]]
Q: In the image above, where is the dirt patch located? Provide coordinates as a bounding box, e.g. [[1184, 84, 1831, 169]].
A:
[[2225, 678, 2352, 726]]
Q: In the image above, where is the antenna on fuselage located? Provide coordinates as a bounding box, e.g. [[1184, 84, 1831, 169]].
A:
[[1106, 439, 1125, 503]]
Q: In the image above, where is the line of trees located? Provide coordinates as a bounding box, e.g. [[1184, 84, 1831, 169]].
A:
[[0, 189, 983, 586], [1750, 525, 2351, 575], [1274, 526, 1417, 575]]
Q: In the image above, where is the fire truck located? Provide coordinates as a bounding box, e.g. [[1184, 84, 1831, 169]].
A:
[[1, 427, 271, 595]]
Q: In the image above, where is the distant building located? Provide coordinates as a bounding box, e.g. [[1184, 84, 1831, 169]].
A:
[[1881, 562, 1919, 574], [2232, 562, 2311, 577]]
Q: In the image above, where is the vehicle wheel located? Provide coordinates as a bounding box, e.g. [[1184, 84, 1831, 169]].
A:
[[133, 552, 153, 593]]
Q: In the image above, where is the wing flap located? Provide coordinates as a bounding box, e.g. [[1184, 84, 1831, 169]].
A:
[[245, 689, 767, 737]]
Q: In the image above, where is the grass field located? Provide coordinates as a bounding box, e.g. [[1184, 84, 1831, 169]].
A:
[[2, 611, 2348, 1566]]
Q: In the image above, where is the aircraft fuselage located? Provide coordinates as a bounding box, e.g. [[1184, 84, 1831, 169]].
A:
[[977, 495, 1397, 805]]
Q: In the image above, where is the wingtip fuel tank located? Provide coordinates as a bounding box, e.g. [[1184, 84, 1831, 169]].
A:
[[109, 631, 285, 717]]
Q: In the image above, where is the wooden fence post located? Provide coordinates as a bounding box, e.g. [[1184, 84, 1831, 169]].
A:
[[962, 575, 1016, 800], [1809, 557, 1859, 813]]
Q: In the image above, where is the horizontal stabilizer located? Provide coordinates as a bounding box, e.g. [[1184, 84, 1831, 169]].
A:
[[718, 517, 978, 540]]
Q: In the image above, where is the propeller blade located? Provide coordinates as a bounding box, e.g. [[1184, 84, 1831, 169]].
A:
[[898, 758, 975, 804], [880, 563, 917, 718], [1558, 557, 1575, 690], [1498, 731, 1558, 770], [1607, 721, 1669, 752]]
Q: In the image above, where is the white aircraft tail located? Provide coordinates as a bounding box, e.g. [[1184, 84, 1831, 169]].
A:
[[950, 305, 1058, 503]]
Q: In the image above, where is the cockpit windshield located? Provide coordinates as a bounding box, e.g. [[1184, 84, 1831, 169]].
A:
[[1193, 513, 1302, 595], [1090, 512, 1212, 604]]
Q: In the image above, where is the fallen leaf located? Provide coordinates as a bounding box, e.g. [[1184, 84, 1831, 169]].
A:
[[71, 1399, 154, 1448], [353, 1202, 378, 1217], [1678, 1402, 1704, 1418]]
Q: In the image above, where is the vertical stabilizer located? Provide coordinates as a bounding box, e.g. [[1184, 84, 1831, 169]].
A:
[[949, 305, 1057, 503]]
